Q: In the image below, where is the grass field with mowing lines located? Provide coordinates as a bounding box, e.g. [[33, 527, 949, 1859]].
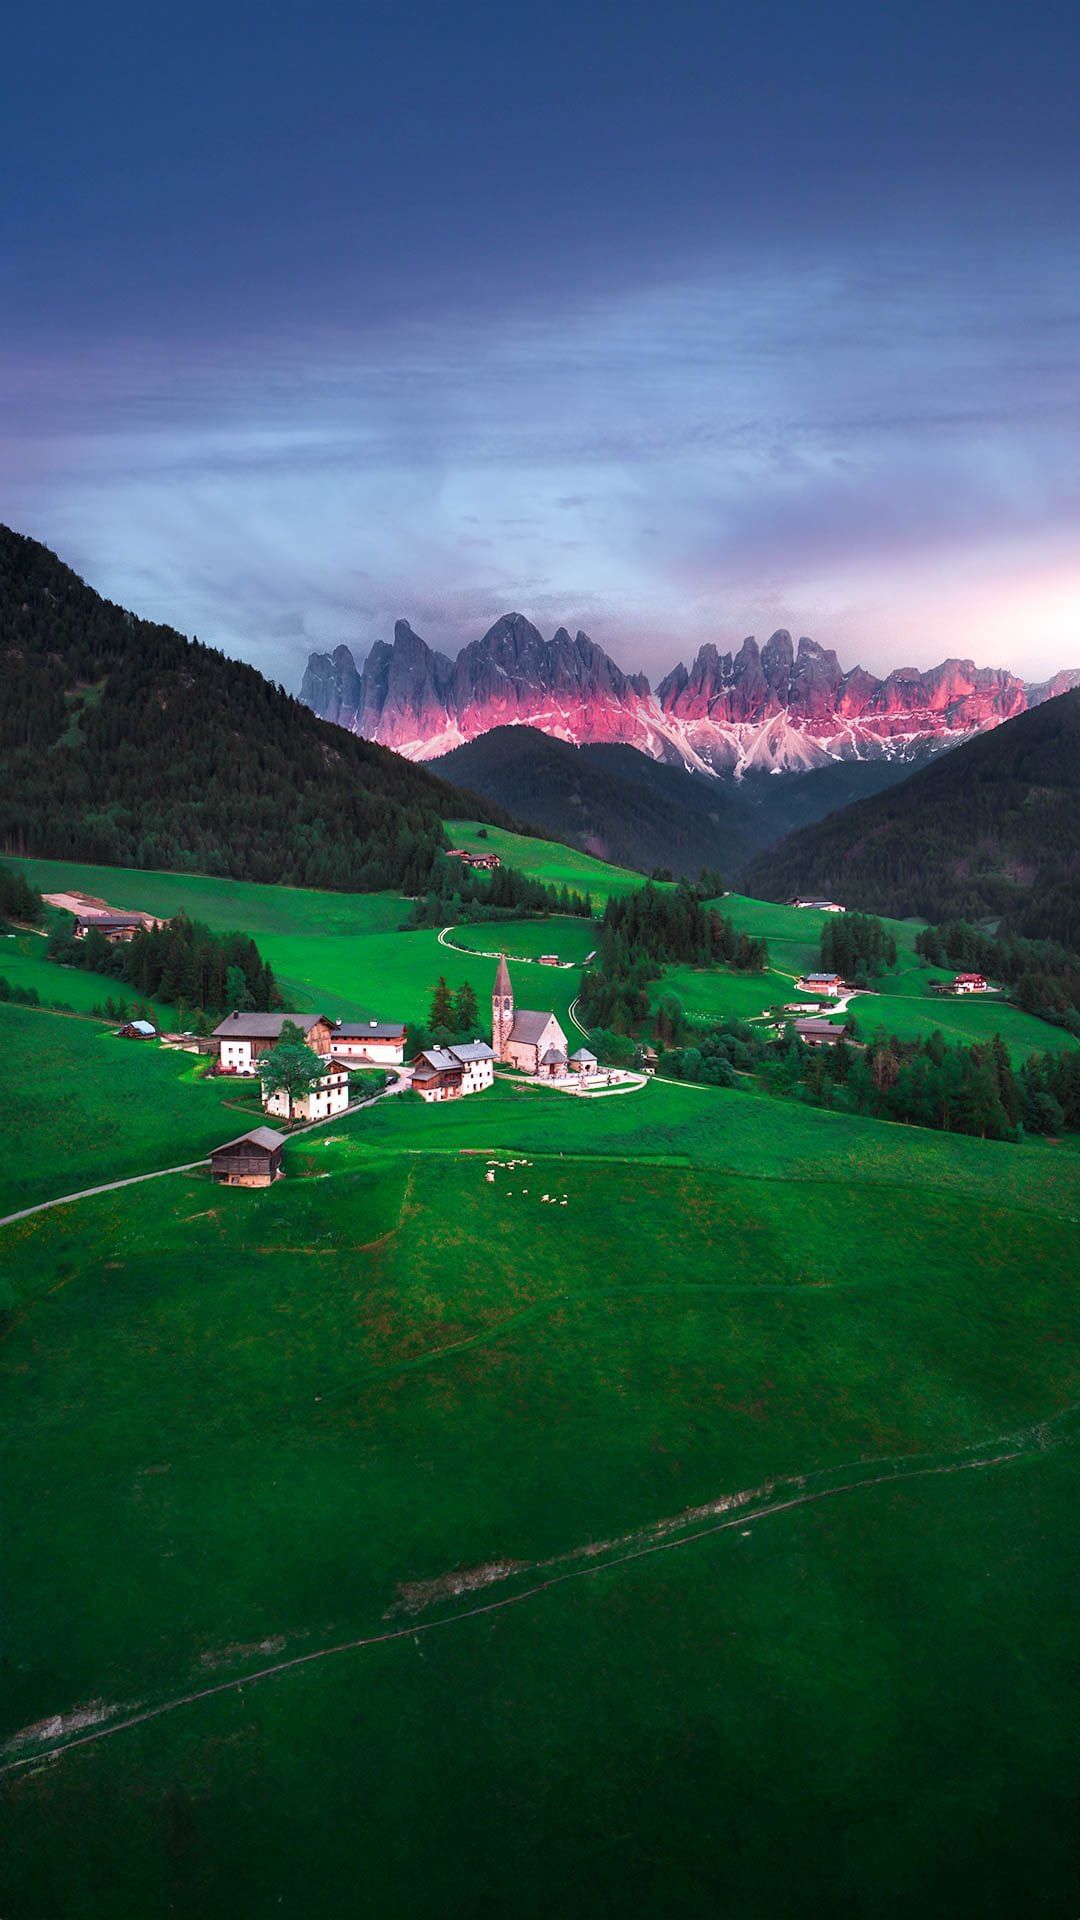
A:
[[3, 1144, 1077, 1916]]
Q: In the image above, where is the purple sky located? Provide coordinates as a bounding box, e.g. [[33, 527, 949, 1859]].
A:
[[2, 0, 1079, 686]]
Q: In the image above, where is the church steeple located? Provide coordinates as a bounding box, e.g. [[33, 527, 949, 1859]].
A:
[[492, 955, 513, 1059]]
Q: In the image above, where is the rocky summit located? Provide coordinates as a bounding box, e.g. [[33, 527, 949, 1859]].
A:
[[299, 615, 1080, 777]]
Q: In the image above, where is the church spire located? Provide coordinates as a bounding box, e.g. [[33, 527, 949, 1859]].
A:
[[492, 955, 513, 1058]]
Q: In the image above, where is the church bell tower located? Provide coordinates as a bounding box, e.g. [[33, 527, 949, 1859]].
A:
[[492, 954, 513, 1059]]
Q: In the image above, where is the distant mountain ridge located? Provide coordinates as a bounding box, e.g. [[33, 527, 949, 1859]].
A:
[[300, 612, 1080, 776], [743, 689, 1080, 945]]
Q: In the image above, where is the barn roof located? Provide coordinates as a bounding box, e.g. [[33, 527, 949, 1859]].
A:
[[211, 1012, 327, 1038], [125, 1019, 157, 1036], [211, 1126, 287, 1155], [509, 1009, 560, 1045]]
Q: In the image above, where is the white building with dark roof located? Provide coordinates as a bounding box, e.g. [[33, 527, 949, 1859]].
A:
[[331, 1019, 407, 1066], [492, 957, 569, 1074], [411, 1041, 496, 1102]]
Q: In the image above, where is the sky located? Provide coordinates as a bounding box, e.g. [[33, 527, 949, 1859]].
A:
[[2, 0, 1079, 688]]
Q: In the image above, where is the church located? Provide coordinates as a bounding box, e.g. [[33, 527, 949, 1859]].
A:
[[492, 955, 569, 1075]]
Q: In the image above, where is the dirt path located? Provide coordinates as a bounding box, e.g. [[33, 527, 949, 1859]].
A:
[[3, 1416, 1061, 1777], [0, 1077, 411, 1233]]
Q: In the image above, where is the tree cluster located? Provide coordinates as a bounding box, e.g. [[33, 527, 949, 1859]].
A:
[[405, 858, 591, 928], [819, 911, 896, 982], [47, 912, 280, 1017], [578, 883, 768, 1034], [406, 976, 482, 1053], [916, 920, 1080, 1031], [0, 860, 42, 928]]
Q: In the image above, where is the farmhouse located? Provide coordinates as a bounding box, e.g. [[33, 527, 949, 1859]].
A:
[[951, 972, 988, 994], [794, 1017, 845, 1048], [331, 1019, 407, 1067], [445, 848, 502, 871], [411, 1041, 496, 1103], [212, 1011, 333, 1074], [209, 1127, 286, 1187], [262, 1059, 351, 1123], [791, 898, 846, 913], [796, 971, 844, 996], [74, 913, 146, 944], [491, 957, 569, 1074]]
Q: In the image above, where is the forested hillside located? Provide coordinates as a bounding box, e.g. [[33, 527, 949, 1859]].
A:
[[436, 725, 926, 881], [0, 527, 510, 891], [744, 692, 1080, 943]]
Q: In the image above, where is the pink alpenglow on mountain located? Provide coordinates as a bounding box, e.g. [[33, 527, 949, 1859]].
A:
[[299, 615, 1080, 778]]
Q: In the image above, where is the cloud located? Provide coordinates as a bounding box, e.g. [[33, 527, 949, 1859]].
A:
[[2, 233, 1079, 685]]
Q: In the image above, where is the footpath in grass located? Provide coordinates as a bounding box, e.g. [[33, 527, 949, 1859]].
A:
[[0, 1004, 261, 1216]]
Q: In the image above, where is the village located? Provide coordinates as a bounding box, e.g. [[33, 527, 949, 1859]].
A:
[[207, 956, 645, 1187]]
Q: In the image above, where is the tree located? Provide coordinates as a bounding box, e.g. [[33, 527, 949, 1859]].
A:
[[257, 1021, 326, 1120], [225, 964, 254, 1011], [453, 980, 479, 1033], [429, 976, 454, 1029]]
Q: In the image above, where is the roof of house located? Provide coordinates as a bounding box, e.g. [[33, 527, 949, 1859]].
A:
[[450, 1041, 496, 1063], [802, 972, 842, 984], [414, 1048, 464, 1073], [334, 1021, 406, 1039], [78, 913, 144, 928], [795, 1017, 842, 1035], [954, 972, 986, 981], [570, 1047, 597, 1063], [211, 1012, 327, 1039], [509, 1008, 560, 1045], [212, 1126, 287, 1155], [494, 954, 512, 998], [123, 1019, 157, 1036]]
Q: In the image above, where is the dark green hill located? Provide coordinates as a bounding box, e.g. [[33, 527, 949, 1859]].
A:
[[0, 526, 509, 892], [436, 725, 930, 882], [743, 691, 1080, 944]]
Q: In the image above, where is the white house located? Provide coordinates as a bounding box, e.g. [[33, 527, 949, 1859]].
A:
[[795, 972, 844, 997], [951, 973, 989, 994], [331, 1019, 407, 1066], [411, 1041, 496, 1103], [792, 898, 846, 913], [491, 957, 569, 1074], [262, 1059, 351, 1123]]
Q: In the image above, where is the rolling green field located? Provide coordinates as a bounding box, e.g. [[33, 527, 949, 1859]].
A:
[[0, 1006, 264, 1217], [445, 819, 651, 903], [3, 1102, 1078, 1916], [0, 926, 176, 1024]]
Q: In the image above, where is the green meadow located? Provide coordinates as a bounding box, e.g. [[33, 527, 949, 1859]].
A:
[[0, 1005, 262, 1217], [444, 818, 650, 902], [3, 1098, 1078, 1916]]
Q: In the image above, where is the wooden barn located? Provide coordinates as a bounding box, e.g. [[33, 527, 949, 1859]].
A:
[[209, 1127, 286, 1187]]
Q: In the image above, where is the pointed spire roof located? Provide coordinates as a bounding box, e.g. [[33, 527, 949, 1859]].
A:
[[494, 954, 512, 997]]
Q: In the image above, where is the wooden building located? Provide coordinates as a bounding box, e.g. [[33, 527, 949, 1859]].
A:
[[74, 913, 146, 945], [209, 1127, 286, 1187], [212, 1011, 333, 1074], [117, 1019, 157, 1040], [411, 1042, 495, 1102], [794, 1017, 845, 1048]]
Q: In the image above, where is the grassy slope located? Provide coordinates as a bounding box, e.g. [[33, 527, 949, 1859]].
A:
[[0, 1005, 263, 1216], [659, 894, 1080, 1063], [444, 819, 650, 903], [3, 1139, 1078, 1916], [0, 926, 176, 1024]]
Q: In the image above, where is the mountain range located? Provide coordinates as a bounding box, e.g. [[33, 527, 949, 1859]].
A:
[[300, 613, 1080, 776]]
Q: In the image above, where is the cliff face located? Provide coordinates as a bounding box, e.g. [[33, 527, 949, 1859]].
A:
[[299, 620, 1079, 777]]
